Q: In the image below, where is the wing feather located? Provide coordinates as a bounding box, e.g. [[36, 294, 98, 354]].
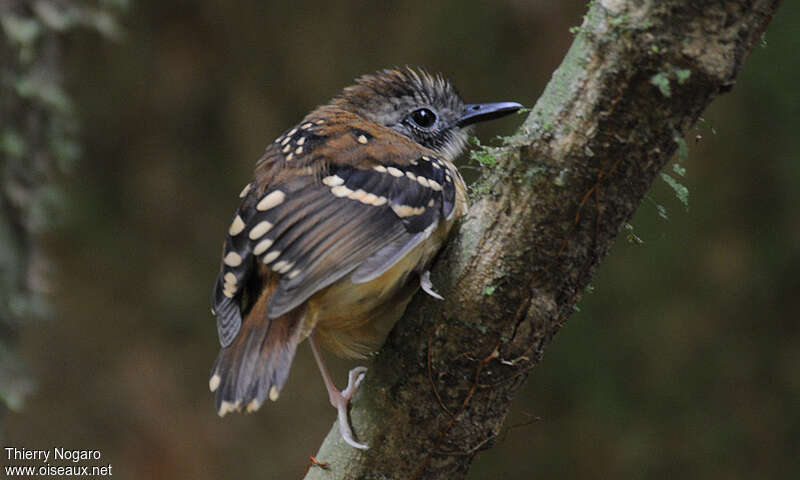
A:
[[211, 109, 461, 345]]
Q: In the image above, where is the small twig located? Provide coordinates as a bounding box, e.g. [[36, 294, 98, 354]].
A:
[[306, 456, 328, 472], [438, 434, 497, 456], [427, 326, 454, 417], [497, 411, 541, 446]]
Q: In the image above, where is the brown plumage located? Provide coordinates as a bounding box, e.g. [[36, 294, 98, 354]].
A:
[[209, 67, 521, 448]]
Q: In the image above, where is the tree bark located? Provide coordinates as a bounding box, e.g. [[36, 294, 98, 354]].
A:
[[301, 1, 781, 478]]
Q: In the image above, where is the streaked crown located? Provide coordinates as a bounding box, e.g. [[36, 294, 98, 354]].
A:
[[331, 68, 472, 162]]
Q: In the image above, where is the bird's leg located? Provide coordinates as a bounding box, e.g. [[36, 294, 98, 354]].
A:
[[309, 331, 369, 450], [420, 270, 444, 300]]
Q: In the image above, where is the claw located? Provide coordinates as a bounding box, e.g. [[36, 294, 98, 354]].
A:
[[420, 270, 444, 300], [310, 333, 370, 450], [333, 366, 369, 450], [341, 366, 367, 399]]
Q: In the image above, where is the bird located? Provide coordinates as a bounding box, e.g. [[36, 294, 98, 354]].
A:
[[209, 67, 521, 449]]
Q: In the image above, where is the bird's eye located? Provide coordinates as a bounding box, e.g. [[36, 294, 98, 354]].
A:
[[409, 108, 437, 129]]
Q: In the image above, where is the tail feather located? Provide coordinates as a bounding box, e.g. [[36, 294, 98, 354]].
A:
[[210, 290, 306, 416]]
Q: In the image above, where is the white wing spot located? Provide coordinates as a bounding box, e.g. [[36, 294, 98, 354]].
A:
[[269, 386, 280, 401], [295, 146, 303, 155], [406, 171, 417, 181], [285, 153, 294, 161], [288, 128, 298, 136], [223, 252, 242, 267], [249, 220, 273, 239], [272, 260, 288, 272], [272, 260, 295, 274], [387, 167, 403, 177], [331, 185, 353, 198], [428, 179, 442, 191], [373, 165, 387, 173], [357, 135, 368, 144], [220, 400, 241, 416], [239, 183, 252, 198], [392, 204, 425, 217], [209, 374, 221, 392], [282, 144, 291, 153], [372, 196, 388, 206], [228, 215, 245, 236], [257, 190, 286, 211], [301, 122, 313, 130], [362, 192, 378, 205], [296, 137, 306, 146], [281, 137, 291, 146], [222, 272, 238, 298], [322, 175, 345, 187], [253, 238, 273, 255], [246, 399, 261, 413], [417, 176, 430, 187], [218, 400, 235, 417], [262, 250, 280, 264], [278, 261, 294, 274], [287, 269, 301, 279], [348, 189, 368, 202]]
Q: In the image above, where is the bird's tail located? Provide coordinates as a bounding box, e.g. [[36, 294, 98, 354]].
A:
[[209, 289, 306, 416]]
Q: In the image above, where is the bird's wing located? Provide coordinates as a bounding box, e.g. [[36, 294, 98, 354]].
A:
[[211, 109, 460, 346]]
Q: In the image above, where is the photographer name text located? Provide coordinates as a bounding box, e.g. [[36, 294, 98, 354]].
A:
[[5, 447, 102, 464]]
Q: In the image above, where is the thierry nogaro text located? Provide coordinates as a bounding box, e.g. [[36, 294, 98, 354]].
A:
[[5, 446, 102, 463]]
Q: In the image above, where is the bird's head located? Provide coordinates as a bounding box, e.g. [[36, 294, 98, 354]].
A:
[[331, 67, 521, 162]]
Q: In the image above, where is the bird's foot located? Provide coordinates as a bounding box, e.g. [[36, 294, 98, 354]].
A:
[[330, 366, 368, 450], [420, 270, 444, 300]]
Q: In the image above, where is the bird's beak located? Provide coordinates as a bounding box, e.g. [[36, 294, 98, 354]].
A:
[[456, 102, 523, 127]]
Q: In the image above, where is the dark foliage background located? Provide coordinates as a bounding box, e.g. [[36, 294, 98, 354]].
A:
[[4, 1, 799, 478]]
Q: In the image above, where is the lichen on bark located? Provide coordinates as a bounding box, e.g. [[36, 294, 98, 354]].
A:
[[0, 0, 124, 431]]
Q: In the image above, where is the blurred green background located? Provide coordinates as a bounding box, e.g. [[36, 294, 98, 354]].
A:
[[4, 1, 799, 478]]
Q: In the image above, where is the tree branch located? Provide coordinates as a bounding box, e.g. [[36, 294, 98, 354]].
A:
[[303, 1, 782, 478]]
